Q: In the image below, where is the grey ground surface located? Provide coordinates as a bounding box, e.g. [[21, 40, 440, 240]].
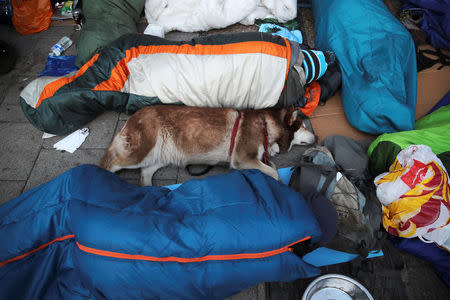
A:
[[1, 2, 449, 299]]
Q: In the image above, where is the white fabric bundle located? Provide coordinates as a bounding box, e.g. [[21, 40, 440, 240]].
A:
[[144, 0, 297, 37]]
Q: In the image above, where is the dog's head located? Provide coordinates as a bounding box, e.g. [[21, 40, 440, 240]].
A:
[[281, 106, 316, 150]]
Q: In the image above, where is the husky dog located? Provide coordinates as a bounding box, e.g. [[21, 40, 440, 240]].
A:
[[100, 105, 315, 185]]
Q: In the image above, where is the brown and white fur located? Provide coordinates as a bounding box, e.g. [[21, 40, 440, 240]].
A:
[[100, 105, 315, 185]]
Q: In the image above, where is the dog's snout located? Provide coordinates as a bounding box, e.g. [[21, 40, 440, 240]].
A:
[[296, 128, 316, 145]]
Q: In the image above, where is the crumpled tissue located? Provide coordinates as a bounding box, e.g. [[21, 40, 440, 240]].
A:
[[54, 128, 89, 153]]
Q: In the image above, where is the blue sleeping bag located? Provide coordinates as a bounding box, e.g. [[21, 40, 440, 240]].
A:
[[312, 0, 417, 134], [401, 0, 450, 50], [0, 165, 322, 300]]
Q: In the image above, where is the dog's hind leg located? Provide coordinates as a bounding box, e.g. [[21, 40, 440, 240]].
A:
[[233, 160, 280, 181], [140, 163, 165, 186]]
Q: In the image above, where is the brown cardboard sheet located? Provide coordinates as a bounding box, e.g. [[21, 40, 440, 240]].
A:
[[310, 64, 450, 143]]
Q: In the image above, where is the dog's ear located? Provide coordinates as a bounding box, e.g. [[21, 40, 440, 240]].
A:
[[288, 109, 298, 126]]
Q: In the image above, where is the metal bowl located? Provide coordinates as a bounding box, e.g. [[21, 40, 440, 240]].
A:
[[302, 274, 374, 300]]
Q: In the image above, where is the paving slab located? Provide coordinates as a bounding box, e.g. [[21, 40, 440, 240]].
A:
[[0, 24, 39, 59], [41, 134, 68, 149], [79, 111, 119, 149], [13, 50, 49, 77], [32, 24, 79, 43], [7, 40, 47, 77], [32, 27, 79, 58], [24, 148, 105, 192], [1, 24, 79, 78], [152, 178, 178, 187], [0, 103, 29, 123], [118, 113, 131, 121], [0, 75, 11, 105], [153, 166, 179, 180], [227, 283, 266, 300], [114, 120, 126, 134], [42, 111, 120, 150], [114, 166, 179, 187], [114, 169, 141, 186], [0, 122, 43, 181], [2, 76, 35, 106], [177, 164, 231, 183], [0, 180, 26, 205]]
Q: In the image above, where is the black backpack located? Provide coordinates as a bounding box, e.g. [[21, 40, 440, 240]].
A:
[[289, 136, 383, 258]]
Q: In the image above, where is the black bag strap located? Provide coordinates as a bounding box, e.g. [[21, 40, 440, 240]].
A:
[[320, 170, 337, 196], [291, 150, 346, 197], [417, 48, 450, 71], [326, 234, 371, 258]]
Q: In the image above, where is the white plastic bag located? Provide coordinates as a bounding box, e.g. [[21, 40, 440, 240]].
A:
[[420, 223, 450, 251], [375, 145, 444, 206], [374, 145, 450, 250]]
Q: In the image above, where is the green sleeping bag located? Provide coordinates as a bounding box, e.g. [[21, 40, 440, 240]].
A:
[[368, 105, 450, 176]]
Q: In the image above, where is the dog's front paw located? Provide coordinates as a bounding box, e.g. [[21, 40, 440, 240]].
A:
[[267, 166, 281, 182], [268, 143, 280, 156], [273, 171, 281, 182]]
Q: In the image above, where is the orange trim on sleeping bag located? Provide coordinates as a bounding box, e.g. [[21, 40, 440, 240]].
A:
[[0, 234, 310, 267], [92, 41, 290, 92], [299, 82, 321, 117], [35, 53, 100, 108], [76, 236, 311, 263], [0, 234, 75, 268]]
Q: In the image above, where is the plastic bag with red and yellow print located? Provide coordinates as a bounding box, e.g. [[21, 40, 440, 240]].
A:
[[374, 145, 450, 251]]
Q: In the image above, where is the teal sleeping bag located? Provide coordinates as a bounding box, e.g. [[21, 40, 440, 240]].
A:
[[312, 0, 417, 134]]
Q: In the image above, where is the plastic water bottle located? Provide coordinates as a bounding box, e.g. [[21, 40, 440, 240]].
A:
[[49, 36, 73, 56]]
